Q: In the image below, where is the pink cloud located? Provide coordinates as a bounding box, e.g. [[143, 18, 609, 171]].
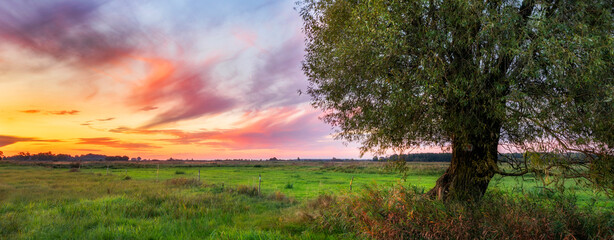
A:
[[139, 106, 158, 111], [233, 29, 267, 53], [111, 107, 331, 150], [129, 56, 236, 128]]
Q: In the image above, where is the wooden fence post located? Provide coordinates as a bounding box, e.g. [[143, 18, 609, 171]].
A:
[[350, 176, 354, 191], [106, 166, 109, 175], [198, 169, 201, 182], [258, 174, 262, 195], [156, 164, 159, 182]]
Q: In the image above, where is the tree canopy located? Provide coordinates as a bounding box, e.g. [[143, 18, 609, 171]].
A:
[[300, 0, 613, 200]]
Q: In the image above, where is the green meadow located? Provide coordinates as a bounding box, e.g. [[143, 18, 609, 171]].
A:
[[0, 161, 612, 239]]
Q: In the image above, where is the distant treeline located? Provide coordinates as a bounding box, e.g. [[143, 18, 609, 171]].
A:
[[2, 152, 130, 162], [375, 153, 452, 162], [376, 153, 527, 162]]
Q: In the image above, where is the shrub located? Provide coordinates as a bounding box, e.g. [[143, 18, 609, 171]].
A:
[[285, 183, 294, 189], [175, 170, 185, 174], [268, 191, 294, 203], [303, 184, 614, 239], [234, 185, 259, 196]]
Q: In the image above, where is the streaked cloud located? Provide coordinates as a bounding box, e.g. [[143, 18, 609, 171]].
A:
[[77, 137, 158, 150], [128, 56, 236, 128], [19, 109, 80, 115], [0, 135, 62, 147], [50, 110, 80, 115], [110, 106, 329, 150], [96, 117, 115, 121], [20, 110, 41, 114]]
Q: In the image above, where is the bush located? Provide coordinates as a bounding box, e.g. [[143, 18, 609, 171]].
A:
[[285, 183, 294, 189], [269, 191, 294, 203], [175, 170, 185, 174], [303, 184, 614, 239], [234, 185, 259, 196]]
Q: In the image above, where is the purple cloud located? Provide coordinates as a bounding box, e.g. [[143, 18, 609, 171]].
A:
[[0, 0, 137, 65], [0, 135, 62, 147]]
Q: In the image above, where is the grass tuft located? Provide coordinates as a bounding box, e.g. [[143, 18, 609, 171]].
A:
[[233, 185, 259, 196], [166, 178, 200, 187]]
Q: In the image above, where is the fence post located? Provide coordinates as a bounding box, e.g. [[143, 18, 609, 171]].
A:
[[258, 174, 262, 195], [350, 176, 354, 191], [156, 164, 159, 182], [198, 169, 201, 182], [106, 166, 109, 175]]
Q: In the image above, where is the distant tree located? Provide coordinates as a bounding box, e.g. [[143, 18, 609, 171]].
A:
[[301, 0, 613, 201], [0, 151, 4, 160], [17, 152, 31, 161]]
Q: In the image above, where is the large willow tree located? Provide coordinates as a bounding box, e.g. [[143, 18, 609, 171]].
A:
[[300, 0, 613, 201]]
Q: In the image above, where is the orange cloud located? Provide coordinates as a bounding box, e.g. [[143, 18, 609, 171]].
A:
[[19, 109, 80, 115], [50, 110, 80, 115], [20, 110, 41, 113], [77, 137, 158, 150], [96, 117, 115, 121]]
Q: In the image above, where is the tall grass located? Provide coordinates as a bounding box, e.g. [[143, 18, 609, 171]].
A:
[[302, 184, 614, 239], [0, 167, 315, 239], [1, 162, 612, 239]]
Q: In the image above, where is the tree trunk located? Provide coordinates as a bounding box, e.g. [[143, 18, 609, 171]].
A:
[[427, 133, 500, 202]]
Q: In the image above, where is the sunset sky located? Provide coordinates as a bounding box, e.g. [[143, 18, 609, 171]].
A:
[[0, 0, 378, 159]]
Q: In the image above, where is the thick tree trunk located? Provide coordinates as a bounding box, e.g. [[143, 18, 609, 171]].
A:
[[427, 133, 500, 202]]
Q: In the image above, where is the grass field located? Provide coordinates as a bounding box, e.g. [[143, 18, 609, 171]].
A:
[[1, 161, 612, 239]]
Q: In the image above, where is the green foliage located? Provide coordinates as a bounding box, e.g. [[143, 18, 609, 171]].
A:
[[175, 170, 186, 174], [300, 0, 614, 194]]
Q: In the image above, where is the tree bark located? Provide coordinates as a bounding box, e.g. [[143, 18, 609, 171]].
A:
[[427, 131, 500, 202]]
